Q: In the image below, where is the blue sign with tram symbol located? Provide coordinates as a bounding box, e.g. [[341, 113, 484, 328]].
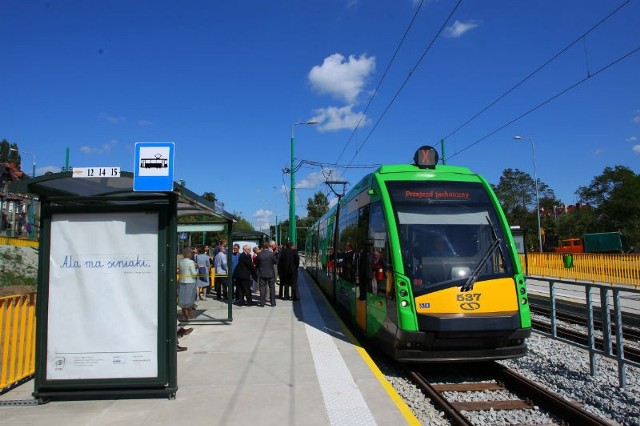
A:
[[134, 142, 175, 191]]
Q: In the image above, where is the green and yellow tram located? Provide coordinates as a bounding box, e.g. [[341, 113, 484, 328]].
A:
[[305, 146, 531, 362]]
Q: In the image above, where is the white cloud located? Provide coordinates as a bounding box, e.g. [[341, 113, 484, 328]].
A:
[[633, 145, 640, 153], [444, 20, 480, 38], [99, 112, 125, 124], [295, 168, 343, 190], [80, 139, 118, 155], [310, 105, 370, 132], [296, 171, 330, 190], [592, 148, 603, 156], [633, 110, 640, 123], [138, 119, 153, 126], [253, 209, 273, 219], [308, 53, 375, 104], [253, 209, 273, 230], [627, 136, 637, 142]]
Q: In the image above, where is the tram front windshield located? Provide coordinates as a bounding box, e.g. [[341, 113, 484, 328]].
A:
[[386, 180, 513, 292]]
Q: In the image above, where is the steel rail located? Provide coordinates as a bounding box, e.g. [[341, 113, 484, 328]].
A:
[[531, 318, 640, 364], [494, 363, 616, 426], [408, 363, 615, 426]]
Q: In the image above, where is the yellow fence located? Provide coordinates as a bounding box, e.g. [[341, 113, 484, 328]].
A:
[[521, 253, 640, 288], [0, 237, 38, 248], [0, 293, 36, 392]]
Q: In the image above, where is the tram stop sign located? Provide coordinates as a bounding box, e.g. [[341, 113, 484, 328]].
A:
[[134, 142, 175, 191]]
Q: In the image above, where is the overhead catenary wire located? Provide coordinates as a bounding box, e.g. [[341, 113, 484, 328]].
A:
[[297, 159, 381, 173], [439, 0, 631, 142], [334, 0, 426, 165], [346, 0, 463, 168], [447, 44, 640, 160]]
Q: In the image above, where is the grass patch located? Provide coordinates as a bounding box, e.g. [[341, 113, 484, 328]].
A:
[[0, 271, 37, 288]]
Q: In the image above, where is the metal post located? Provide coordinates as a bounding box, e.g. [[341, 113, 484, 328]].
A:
[[289, 130, 296, 246], [532, 138, 542, 253], [514, 136, 543, 252], [613, 289, 627, 388], [549, 280, 557, 338], [585, 285, 597, 376], [289, 121, 317, 246], [600, 288, 612, 356]]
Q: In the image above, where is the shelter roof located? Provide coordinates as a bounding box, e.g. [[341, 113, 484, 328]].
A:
[[7, 171, 235, 222]]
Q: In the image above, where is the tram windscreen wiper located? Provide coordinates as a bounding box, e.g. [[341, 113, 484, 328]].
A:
[[460, 216, 503, 292]]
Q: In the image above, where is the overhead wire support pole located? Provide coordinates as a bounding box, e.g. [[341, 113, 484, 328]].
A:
[[289, 121, 317, 247]]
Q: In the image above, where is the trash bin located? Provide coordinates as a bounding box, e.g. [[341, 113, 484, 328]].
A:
[[562, 253, 573, 268]]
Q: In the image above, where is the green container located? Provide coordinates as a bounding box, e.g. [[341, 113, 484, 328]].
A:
[[562, 254, 573, 268]]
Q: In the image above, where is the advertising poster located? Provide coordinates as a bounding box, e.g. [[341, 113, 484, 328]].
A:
[[46, 212, 159, 380]]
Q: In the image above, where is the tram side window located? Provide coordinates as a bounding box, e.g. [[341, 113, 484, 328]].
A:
[[368, 202, 394, 300], [326, 217, 335, 275], [318, 219, 328, 274], [338, 210, 358, 283]]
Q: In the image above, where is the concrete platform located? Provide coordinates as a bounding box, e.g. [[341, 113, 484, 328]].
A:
[[0, 270, 418, 425]]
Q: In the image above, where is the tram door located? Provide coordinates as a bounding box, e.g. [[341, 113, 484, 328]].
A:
[[354, 244, 373, 333], [355, 200, 391, 335]]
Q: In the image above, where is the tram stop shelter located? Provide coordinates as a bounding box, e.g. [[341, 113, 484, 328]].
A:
[[8, 171, 236, 401]]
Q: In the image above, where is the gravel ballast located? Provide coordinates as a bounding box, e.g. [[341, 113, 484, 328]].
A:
[[377, 332, 640, 425]]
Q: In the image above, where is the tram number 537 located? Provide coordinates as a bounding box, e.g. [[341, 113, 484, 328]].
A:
[[457, 293, 481, 310]]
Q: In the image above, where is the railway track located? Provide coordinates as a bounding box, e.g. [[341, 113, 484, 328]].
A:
[[408, 362, 615, 426], [530, 303, 640, 342], [529, 303, 640, 364], [531, 318, 640, 364]]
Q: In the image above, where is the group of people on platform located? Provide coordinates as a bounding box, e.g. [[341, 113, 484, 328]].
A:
[[177, 240, 301, 320]]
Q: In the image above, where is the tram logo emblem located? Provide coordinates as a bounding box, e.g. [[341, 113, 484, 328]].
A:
[[460, 302, 481, 310], [419, 302, 430, 309]]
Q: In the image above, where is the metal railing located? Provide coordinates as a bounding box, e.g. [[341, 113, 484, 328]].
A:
[[0, 293, 36, 393], [528, 277, 640, 388], [521, 253, 640, 288]]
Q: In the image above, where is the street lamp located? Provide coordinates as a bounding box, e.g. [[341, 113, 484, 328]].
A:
[[290, 121, 317, 247], [9, 148, 36, 240], [514, 135, 543, 253]]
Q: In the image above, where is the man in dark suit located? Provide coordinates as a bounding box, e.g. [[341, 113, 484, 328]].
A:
[[278, 241, 299, 300], [255, 242, 279, 307], [233, 244, 257, 306]]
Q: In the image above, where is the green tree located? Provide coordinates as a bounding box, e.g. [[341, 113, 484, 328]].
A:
[[492, 168, 560, 251], [576, 166, 640, 249], [1, 139, 22, 167], [230, 211, 253, 232], [555, 206, 595, 242], [306, 191, 329, 222]]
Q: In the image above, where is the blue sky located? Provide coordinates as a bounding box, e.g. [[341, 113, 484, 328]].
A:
[[2, 0, 639, 231]]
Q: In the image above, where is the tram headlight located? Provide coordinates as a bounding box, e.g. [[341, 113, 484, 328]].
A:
[[451, 266, 471, 278], [401, 300, 409, 307], [399, 289, 408, 297], [520, 287, 526, 295], [521, 297, 528, 305]]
